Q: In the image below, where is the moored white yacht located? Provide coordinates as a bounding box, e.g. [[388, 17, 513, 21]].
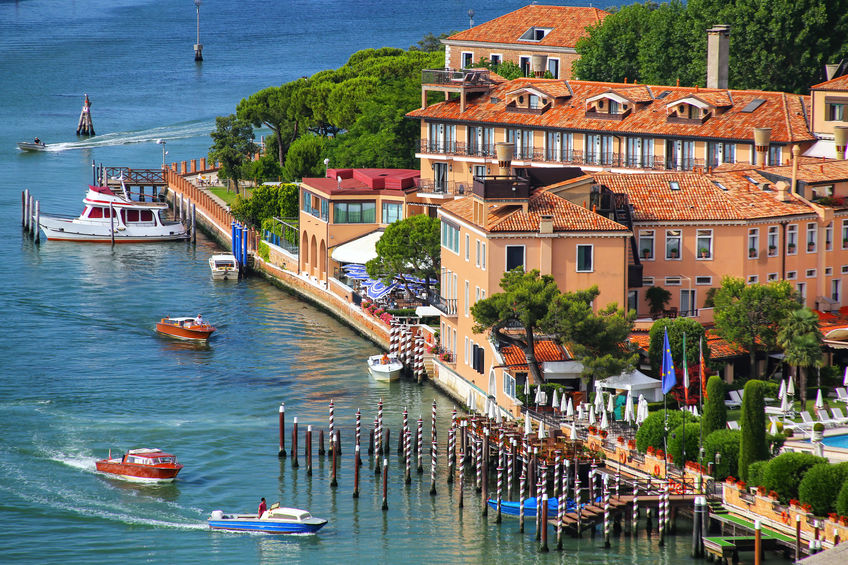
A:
[[38, 184, 188, 242]]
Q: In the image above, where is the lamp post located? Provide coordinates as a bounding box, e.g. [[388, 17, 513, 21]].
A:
[[468, 9, 474, 28], [324, 158, 330, 178], [193, 0, 203, 62], [156, 139, 167, 169]]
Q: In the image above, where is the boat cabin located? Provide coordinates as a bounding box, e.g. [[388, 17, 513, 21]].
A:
[[124, 449, 177, 465]]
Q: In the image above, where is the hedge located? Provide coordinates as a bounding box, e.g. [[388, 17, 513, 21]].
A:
[[739, 380, 768, 483], [747, 460, 768, 488], [667, 422, 701, 466], [701, 375, 727, 437], [837, 480, 848, 516], [798, 462, 848, 517], [635, 410, 691, 453], [703, 429, 741, 481]]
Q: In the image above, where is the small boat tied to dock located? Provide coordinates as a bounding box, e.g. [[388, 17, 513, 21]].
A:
[[208, 503, 328, 534], [156, 316, 216, 341], [95, 448, 183, 483], [367, 353, 403, 382], [209, 253, 238, 280]]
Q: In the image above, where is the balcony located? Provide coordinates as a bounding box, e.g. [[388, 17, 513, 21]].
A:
[[428, 295, 457, 317], [421, 68, 493, 87], [472, 176, 531, 200], [416, 179, 469, 197]]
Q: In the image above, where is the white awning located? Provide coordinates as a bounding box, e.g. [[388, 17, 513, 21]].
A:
[[803, 139, 835, 158], [331, 231, 383, 264], [415, 305, 441, 317]]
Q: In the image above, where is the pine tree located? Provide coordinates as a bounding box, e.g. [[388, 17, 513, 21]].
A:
[[739, 380, 768, 482], [701, 375, 727, 437]]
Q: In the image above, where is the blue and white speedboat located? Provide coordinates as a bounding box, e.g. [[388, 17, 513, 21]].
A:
[[487, 495, 603, 517], [208, 504, 327, 534]]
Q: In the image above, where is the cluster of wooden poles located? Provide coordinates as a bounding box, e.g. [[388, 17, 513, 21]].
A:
[[21, 190, 40, 244], [275, 400, 695, 553]]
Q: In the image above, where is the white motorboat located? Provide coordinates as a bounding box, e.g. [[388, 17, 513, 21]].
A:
[[209, 253, 238, 280], [367, 353, 403, 382], [208, 504, 328, 534], [38, 184, 188, 242], [17, 141, 48, 151]]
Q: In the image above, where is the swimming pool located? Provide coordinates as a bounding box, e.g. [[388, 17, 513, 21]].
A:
[[822, 434, 848, 449]]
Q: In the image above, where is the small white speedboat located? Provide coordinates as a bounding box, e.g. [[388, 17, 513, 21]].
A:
[[17, 141, 48, 151], [209, 253, 238, 280], [367, 353, 403, 382], [208, 504, 327, 534]]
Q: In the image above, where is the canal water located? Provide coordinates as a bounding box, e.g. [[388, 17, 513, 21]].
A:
[[1, 1, 785, 563]]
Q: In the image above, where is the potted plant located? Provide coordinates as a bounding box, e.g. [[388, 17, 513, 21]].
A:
[[699, 247, 710, 258], [627, 439, 636, 450], [812, 422, 825, 442], [789, 498, 799, 508], [808, 242, 815, 251], [748, 247, 757, 258], [788, 243, 796, 253], [641, 248, 651, 259], [843, 238, 848, 248], [646, 286, 672, 318], [669, 248, 679, 258], [768, 490, 779, 500], [768, 244, 777, 254]]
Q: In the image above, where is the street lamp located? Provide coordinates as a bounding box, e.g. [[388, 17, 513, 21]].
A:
[[467, 9, 474, 28], [156, 139, 168, 169], [193, 0, 203, 62], [324, 158, 330, 177]]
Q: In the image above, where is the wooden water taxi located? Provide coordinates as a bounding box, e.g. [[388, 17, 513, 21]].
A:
[[156, 316, 215, 341], [95, 448, 183, 483]]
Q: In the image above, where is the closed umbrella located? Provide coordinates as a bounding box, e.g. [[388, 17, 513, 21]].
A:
[[636, 395, 647, 425], [540, 390, 548, 407], [534, 386, 543, 406], [552, 390, 560, 412], [560, 392, 568, 413], [524, 416, 532, 437], [816, 388, 824, 410], [780, 392, 790, 414], [690, 405, 699, 417], [495, 407, 502, 424], [588, 406, 596, 426], [576, 403, 584, 421], [607, 393, 615, 414], [769, 420, 779, 435], [844, 366, 848, 387], [600, 409, 609, 430], [570, 423, 577, 441], [538, 420, 546, 440], [595, 391, 605, 413], [624, 392, 634, 423], [787, 377, 795, 397], [566, 397, 574, 419], [524, 378, 530, 397], [778, 379, 786, 401]]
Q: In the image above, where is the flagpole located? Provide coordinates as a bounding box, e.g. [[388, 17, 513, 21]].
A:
[[699, 336, 705, 488], [682, 331, 687, 479]]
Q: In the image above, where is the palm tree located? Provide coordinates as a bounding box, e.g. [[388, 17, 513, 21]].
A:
[[777, 308, 823, 410]]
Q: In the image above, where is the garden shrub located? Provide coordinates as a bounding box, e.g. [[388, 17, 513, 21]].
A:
[[760, 452, 827, 503], [703, 429, 741, 481], [798, 462, 848, 516], [837, 480, 848, 516], [667, 422, 701, 466], [747, 460, 768, 488], [701, 375, 727, 437], [635, 410, 688, 453], [739, 380, 768, 482]]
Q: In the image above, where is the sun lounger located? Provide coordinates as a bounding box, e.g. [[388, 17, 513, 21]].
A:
[[799, 410, 816, 427], [727, 421, 740, 430], [816, 409, 839, 428], [836, 387, 848, 404], [724, 390, 742, 409], [729, 390, 744, 404], [828, 407, 848, 425]]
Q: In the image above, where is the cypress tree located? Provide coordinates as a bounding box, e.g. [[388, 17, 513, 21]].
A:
[[739, 379, 768, 483], [701, 375, 727, 437]]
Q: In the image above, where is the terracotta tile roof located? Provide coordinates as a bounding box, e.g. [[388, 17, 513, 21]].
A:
[[409, 79, 815, 144], [447, 5, 608, 48], [811, 73, 848, 90], [610, 85, 654, 104], [501, 340, 570, 369], [440, 189, 629, 233], [755, 159, 848, 184], [628, 329, 745, 360], [590, 171, 813, 221]]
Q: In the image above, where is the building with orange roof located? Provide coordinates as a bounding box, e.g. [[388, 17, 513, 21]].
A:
[[443, 5, 608, 79]]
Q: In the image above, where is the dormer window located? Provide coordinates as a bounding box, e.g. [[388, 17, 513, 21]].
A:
[[585, 93, 632, 121], [667, 97, 714, 124], [519, 26, 552, 42], [609, 100, 619, 114]]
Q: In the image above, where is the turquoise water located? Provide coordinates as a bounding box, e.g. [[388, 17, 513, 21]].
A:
[[823, 434, 848, 449], [1, 1, 788, 563]]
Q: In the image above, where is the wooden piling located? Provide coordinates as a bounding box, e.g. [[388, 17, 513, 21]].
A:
[[353, 445, 360, 498], [754, 519, 762, 565], [319, 429, 325, 457], [430, 429, 437, 496], [278, 402, 286, 457], [330, 435, 338, 487], [381, 458, 388, 511], [496, 463, 503, 523], [34, 201, 40, 244], [416, 417, 423, 474], [458, 451, 464, 509], [306, 425, 313, 476], [540, 494, 549, 553], [355, 409, 362, 466], [795, 514, 802, 562], [292, 417, 299, 468], [519, 472, 526, 533]]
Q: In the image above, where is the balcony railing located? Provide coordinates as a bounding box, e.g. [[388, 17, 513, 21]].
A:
[[428, 295, 457, 316], [417, 179, 470, 196], [421, 68, 493, 87]]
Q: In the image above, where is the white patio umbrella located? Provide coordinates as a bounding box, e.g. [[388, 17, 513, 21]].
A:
[[495, 407, 502, 424], [844, 366, 848, 387], [600, 409, 609, 430], [816, 388, 824, 410], [552, 390, 560, 412], [780, 392, 790, 414], [576, 403, 584, 421], [468, 390, 476, 413], [778, 379, 786, 401], [636, 395, 648, 425], [787, 377, 795, 397], [690, 405, 699, 417], [588, 406, 596, 426], [624, 391, 634, 423], [541, 390, 548, 406], [560, 392, 568, 413], [769, 420, 779, 435], [594, 391, 605, 413], [566, 397, 574, 419], [538, 419, 546, 440], [607, 392, 615, 414], [524, 378, 530, 397], [524, 416, 532, 436], [570, 423, 578, 440]]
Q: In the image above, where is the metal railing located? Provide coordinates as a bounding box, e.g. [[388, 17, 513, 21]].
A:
[[421, 68, 493, 86], [416, 179, 469, 196], [428, 295, 457, 316]]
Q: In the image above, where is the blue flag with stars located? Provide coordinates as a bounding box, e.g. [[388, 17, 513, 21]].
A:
[[661, 327, 676, 395]]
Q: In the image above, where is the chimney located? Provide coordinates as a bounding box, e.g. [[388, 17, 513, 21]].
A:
[[774, 180, 791, 202], [791, 144, 800, 193], [539, 214, 553, 234], [495, 142, 514, 177], [835, 126, 848, 160], [753, 127, 771, 166], [826, 63, 841, 81], [706, 25, 730, 89], [531, 54, 548, 78]]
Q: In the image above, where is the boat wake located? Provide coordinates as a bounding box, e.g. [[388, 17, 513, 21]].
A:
[[36, 121, 214, 152]]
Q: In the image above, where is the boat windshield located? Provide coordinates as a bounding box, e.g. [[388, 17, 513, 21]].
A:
[[154, 457, 175, 464]]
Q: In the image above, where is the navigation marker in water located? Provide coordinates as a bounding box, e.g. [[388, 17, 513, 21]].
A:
[[76, 93, 94, 136]]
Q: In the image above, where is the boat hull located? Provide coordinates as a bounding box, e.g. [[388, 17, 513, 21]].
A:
[[95, 460, 183, 483], [367, 355, 403, 381], [17, 142, 48, 151], [208, 516, 327, 534], [156, 321, 215, 341], [209, 255, 238, 280], [487, 496, 601, 517], [39, 215, 188, 243]]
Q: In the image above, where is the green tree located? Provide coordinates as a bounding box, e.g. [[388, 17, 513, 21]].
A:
[[230, 183, 298, 228], [645, 285, 671, 318], [471, 269, 561, 384], [365, 215, 440, 300], [739, 379, 768, 483], [648, 317, 708, 377], [668, 421, 701, 467], [703, 429, 741, 481], [409, 31, 455, 52], [209, 114, 258, 195], [760, 451, 827, 503], [701, 375, 727, 437], [635, 409, 686, 453], [236, 85, 300, 165], [542, 286, 638, 381], [243, 154, 282, 184], [572, 2, 654, 82], [777, 307, 823, 405], [798, 462, 848, 516], [471, 58, 524, 80], [281, 135, 328, 181], [713, 277, 798, 377], [636, 0, 702, 87]]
